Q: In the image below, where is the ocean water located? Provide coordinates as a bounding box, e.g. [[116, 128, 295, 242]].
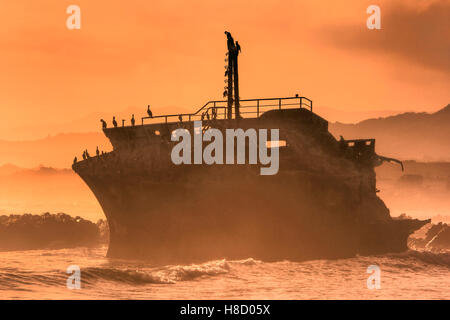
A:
[[0, 247, 449, 299]]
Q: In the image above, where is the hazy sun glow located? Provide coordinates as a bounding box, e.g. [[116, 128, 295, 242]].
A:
[[0, 0, 448, 141]]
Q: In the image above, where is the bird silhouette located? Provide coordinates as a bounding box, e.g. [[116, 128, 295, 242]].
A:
[[112, 116, 118, 128], [147, 105, 153, 118]]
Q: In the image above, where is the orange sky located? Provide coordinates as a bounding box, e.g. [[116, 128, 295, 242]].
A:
[[0, 0, 448, 139]]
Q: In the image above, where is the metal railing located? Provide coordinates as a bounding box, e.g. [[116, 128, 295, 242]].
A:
[[141, 96, 312, 125]]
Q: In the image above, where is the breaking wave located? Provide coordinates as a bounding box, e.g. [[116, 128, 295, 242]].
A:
[[0, 261, 232, 288], [229, 258, 262, 265], [81, 267, 175, 285], [384, 250, 450, 269], [0, 269, 68, 289], [0, 256, 263, 289], [1, 249, 447, 291], [81, 259, 233, 285]]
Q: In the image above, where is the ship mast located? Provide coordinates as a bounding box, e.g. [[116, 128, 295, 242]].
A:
[[224, 31, 241, 120]]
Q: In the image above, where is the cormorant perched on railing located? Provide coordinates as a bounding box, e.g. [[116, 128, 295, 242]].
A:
[[113, 116, 118, 128], [147, 105, 153, 118]]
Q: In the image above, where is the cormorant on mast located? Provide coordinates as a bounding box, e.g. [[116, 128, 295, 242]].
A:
[[224, 31, 241, 120]]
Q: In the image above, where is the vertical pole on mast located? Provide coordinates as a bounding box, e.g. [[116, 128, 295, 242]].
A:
[[227, 53, 233, 120], [224, 31, 241, 120], [233, 45, 240, 119], [225, 31, 234, 120]]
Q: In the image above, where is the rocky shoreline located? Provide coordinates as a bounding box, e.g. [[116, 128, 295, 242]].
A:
[[0, 212, 108, 251]]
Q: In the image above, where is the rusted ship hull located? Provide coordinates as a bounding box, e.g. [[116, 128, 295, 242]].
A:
[[73, 105, 428, 264]]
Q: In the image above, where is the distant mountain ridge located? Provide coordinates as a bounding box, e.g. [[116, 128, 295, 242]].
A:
[[0, 164, 23, 176], [0, 105, 189, 141], [329, 104, 450, 161], [315, 106, 409, 124], [0, 164, 72, 177], [0, 132, 110, 168]]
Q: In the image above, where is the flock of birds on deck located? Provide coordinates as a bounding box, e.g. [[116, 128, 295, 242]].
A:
[[73, 105, 191, 165], [99, 105, 154, 130]]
